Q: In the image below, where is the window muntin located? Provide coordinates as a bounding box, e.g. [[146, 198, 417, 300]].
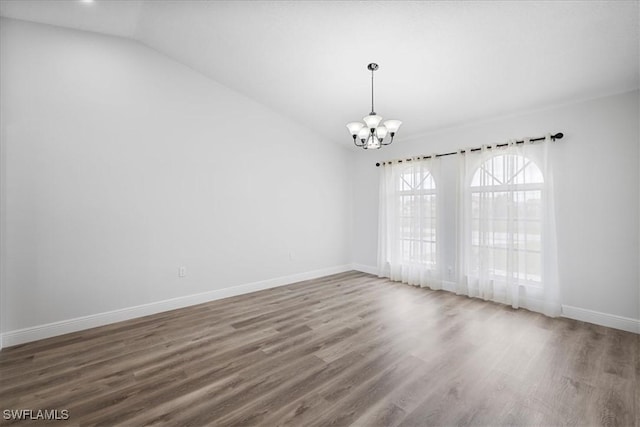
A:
[[470, 154, 543, 284], [397, 166, 436, 266]]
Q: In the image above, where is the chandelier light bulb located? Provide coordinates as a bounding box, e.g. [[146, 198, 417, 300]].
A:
[[383, 120, 402, 135], [346, 122, 365, 137], [376, 125, 388, 140], [357, 127, 370, 142], [363, 114, 383, 130]]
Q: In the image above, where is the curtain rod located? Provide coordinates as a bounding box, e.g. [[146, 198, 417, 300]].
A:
[[375, 132, 564, 167]]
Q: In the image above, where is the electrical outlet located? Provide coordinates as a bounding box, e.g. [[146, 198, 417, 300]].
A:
[[289, 251, 294, 261], [178, 267, 186, 278]]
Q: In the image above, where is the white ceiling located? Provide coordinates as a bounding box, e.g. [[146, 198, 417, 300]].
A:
[[1, 0, 638, 148], [0, 0, 144, 37]]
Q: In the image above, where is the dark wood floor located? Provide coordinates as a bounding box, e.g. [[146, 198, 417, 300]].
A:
[[1, 271, 638, 426]]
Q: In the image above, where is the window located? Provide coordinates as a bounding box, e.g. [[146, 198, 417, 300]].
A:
[[397, 165, 437, 267], [379, 142, 560, 315], [470, 154, 543, 284]]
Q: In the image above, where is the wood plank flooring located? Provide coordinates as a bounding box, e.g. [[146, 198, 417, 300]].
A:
[[1, 271, 638, 426]]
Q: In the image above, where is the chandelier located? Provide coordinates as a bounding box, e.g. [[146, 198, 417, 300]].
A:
[[346, 63, 402, 149]]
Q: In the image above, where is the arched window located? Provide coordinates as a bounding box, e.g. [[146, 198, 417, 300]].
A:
[[397, 165, 436, 266], [470, 154, 543, 284]]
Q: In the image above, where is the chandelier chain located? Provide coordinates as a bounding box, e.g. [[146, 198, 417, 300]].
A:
[[371, 68, 375, 114]]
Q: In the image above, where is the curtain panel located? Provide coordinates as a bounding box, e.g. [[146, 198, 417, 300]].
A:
[[457, 137, 561, 316], [377, 156, 443, 289]]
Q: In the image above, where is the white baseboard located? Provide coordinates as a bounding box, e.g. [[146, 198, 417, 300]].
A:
[[561, 305, 640, 334], [351, 265, 639, 335], [351, 263, 378, 276], [1, 264, 352, 347]]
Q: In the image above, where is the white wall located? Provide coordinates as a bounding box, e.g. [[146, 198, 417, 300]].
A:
[[1, 17, 638, 343], [352, 90, 640, 322], [0, 18, 352, 334]]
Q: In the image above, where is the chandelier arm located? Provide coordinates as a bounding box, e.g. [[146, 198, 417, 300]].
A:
[[381, 134, 394, 145]]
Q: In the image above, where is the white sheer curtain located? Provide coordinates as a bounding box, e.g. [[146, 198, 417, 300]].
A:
[[378, 156, 443, 289], [456, 136, 560, 316]]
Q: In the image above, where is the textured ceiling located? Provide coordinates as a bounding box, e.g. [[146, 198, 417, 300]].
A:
[[1, 0, 638, 148]]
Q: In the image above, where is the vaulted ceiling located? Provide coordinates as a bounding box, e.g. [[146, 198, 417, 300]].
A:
[[1, 0, 638, 148]]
